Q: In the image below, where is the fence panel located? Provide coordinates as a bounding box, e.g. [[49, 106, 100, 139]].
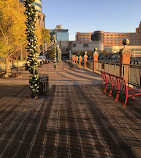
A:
[[129, 65, 141, 88]]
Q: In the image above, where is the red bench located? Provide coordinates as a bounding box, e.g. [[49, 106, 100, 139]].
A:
[[11, 73, 17, 78], [100, 70, 141, 107]]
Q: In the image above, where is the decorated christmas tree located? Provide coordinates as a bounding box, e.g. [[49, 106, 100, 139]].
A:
[[24, 0, 39, 97]]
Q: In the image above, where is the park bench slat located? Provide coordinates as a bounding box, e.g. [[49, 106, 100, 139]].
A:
[[100, 70, 141, 107]]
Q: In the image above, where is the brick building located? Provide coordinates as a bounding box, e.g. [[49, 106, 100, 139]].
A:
[[103, 32, 129, 46], [76, 32, 92, 42], [103, 22, 141, 46], [77, 22, 141, 48]]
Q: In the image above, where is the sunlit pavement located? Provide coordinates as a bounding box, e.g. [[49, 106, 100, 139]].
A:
[[0, 62, 141, 158]]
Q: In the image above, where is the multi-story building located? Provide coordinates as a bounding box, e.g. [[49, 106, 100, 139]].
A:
[[103, 32, 129, 46], [92, 22, 141, 57], [76, 32, 92, 42], [54, 40, 103, 59], [19, 0, 45, 28], [49, 25, 69, 59], [77, 22, 141, 48], [50, 25, 69, 41], [104, 30, 141, 47], [71, 41, 103, 53]]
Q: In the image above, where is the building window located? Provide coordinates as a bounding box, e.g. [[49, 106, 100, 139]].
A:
[[33, 2, 42, 8], [73, 44, 76, 47], [83, 44, 88, 47], [38, 15, 41, 19]]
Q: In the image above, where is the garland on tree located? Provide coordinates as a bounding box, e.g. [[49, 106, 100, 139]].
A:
[[56, 46, 61, 63], [53, 35, 57, 69], [56, 45, 59, 63], [59, 48, 61, 62], [24, 0, 39, 97]]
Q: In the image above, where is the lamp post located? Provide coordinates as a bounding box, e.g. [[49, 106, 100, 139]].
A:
[[53, 35, 57, 69], [79, 55, 82, 66], [84, 51, 88, 68], [93, 48, 99, 72], [24, 0, 39, 97]]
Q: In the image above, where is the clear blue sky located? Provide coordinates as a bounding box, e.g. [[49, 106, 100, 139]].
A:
[[42, 0, 141, 41]]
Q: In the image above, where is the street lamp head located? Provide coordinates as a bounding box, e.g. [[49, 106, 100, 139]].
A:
[[122, 39, 129, 46], [94, 47, 97, 52]]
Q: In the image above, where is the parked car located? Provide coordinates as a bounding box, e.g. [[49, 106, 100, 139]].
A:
[[37, 56, 46, 63]]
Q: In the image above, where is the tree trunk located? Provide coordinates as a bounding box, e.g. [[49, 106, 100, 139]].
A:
[[5, 57, 10, 76], [21, 46, 23, 61]]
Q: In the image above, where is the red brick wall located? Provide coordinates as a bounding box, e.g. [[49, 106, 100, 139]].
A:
[[76, 32, 92, 42]]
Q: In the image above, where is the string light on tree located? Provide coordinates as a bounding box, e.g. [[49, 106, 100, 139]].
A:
[[56, 45, 61, 63], [59, 48, 61, 62], [53, 35, 57, 69], [56, 45, 59, 63], [24, 0, 39, 97]]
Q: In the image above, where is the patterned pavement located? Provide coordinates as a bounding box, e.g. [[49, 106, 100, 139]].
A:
[[0, 62, 141, 158]]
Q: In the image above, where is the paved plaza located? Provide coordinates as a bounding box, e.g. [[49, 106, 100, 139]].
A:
[[0, 62, 141, 158]]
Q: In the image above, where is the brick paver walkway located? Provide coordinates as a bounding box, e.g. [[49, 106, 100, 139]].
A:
[[0, 62, 101, 86], [0, 62, 141, 158]]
